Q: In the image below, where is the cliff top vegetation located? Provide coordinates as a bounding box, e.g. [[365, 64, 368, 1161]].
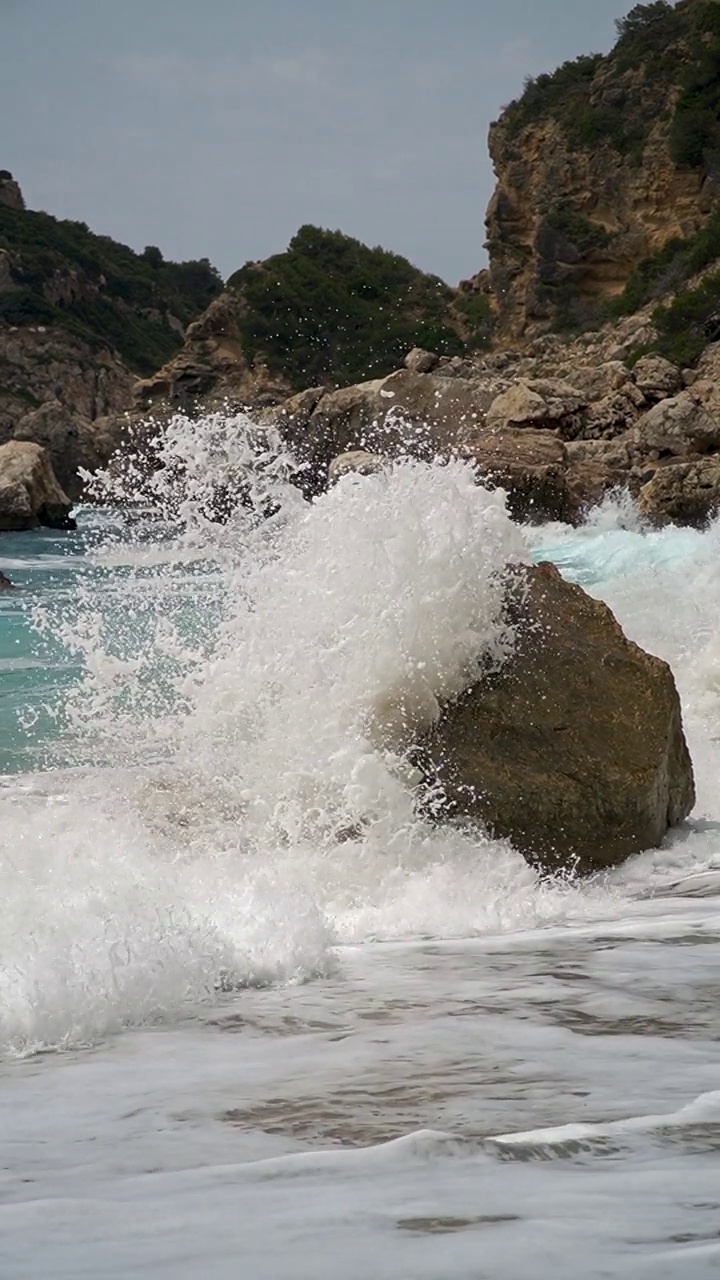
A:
[[228, 225, 482, 389], [502, 2, 720, 169]]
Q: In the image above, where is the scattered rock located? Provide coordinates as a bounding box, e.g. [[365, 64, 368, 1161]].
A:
[[328, 451, 387, 484], [0, 441, 76, 531], [637, 456, 720, 526], [632, 356, 683, 402], [404, 347, 439, 374], [417, 562, 695, 873]]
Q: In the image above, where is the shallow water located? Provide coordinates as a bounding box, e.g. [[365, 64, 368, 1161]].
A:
[[2, 420, 719, 1277]]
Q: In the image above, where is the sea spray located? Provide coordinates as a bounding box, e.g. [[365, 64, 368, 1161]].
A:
[[6, 415, 719, 1053]]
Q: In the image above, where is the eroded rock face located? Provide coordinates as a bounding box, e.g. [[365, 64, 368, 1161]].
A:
[[418, 562, 695, 874], [134, 291, 291, 413], [0, 325, 134, 500], [486, 57, 714, 341], [0, 441, 75, 531]]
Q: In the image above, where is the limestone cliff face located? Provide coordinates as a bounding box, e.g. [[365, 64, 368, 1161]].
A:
[[485, 4, 720, 340]]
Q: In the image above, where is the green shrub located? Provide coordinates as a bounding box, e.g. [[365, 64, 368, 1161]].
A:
[[503, 55, 602, 139], [0, 290, 58, 325], [614, 3, 684, 67], [543, 208, 611, 253], [652, 270, 720, 365], [452, 291, 493, 348], [502, 1, 714, 163]]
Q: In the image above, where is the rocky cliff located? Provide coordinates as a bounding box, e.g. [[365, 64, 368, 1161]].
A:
[[486, 1, 720, 340], [0, 173, 223, 495]]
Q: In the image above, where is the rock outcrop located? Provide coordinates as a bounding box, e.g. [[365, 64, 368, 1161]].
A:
[[0, 178, 225, 500], [0, 327, 134, 500], [0, 440, 75, 531], [415, 561, 695, 874], [484, 5, 720, 340], [0, 171, 24, 212], [133, 291, 291, 413]]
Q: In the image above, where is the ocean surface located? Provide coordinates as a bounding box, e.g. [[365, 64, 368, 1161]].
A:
[[1, 413, 720, 1279]]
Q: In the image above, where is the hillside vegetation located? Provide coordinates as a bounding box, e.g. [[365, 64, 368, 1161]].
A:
[[0, 204, 223, 374], [228, 225, 473, 389]]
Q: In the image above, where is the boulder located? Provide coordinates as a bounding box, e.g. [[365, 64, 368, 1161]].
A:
[[458, 428, 570, 523], [635, 394, 720, 458], [404, 347, 439, 374], [279, 370, 507, 495], [328, 451, 387, 483], [0, 441, 76, 531], [632, 355, 682, 402], [568, 361, 633, 402], [637, 456, 720, 526], [0, 571, 13, 589], [486, 379, 585, 431], [416, 562, 694, 874]]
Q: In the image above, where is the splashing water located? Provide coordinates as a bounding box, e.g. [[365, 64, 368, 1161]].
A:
[[1, 414, 720, 1056]]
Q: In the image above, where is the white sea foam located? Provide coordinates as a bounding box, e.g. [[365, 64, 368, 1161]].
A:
[[2, 415, 720, 1055]]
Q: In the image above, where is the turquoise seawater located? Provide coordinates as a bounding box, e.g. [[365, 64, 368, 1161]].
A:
[[0, 520, 95, 774]]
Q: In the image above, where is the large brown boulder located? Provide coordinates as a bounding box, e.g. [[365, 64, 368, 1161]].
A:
[[416, 562, 694, 874], [0, 441, 75, 531]]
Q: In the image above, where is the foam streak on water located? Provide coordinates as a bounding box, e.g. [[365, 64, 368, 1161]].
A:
[[2, 413, 720, 1276]]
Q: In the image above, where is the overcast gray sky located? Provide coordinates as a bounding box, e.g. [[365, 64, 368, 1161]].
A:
[[1, 0, 630, 283]]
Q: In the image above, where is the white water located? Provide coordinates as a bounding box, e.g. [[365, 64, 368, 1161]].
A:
[[2, 414, 720, 1277]]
